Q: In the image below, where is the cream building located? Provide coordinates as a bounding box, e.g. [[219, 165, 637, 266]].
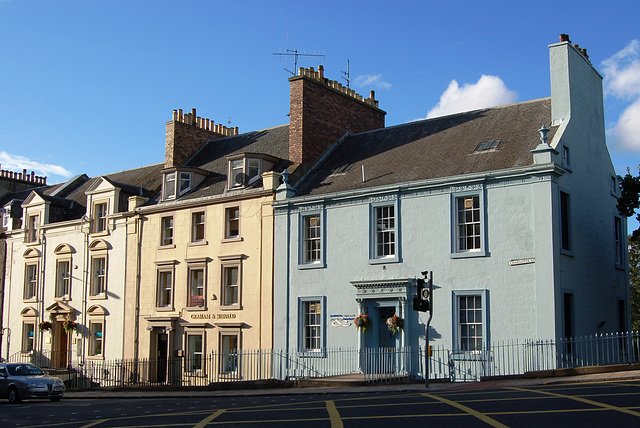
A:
[[1, 166, 161, 367]]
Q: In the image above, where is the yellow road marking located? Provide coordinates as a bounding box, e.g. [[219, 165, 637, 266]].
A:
[[421, 393, 509, 428], [79, 421, 108, 428], [326, 400, 344, 428], [508, 387, 640, 418], [193, 409, 226, 428]]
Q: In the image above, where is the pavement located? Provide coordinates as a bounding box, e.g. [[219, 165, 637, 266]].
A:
[[61, 368, 640, 400]]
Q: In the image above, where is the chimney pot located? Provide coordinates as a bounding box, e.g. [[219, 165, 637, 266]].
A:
[[560, 34, 570, 43]]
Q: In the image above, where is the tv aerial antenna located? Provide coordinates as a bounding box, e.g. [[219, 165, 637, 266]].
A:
[[273, 32, 325, 76], [341, 59, 350, 88]]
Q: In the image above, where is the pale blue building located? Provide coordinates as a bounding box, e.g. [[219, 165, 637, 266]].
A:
[[272, 35, 629, 379]]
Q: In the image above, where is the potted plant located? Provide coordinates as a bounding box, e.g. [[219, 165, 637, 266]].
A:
[[354, 314, 372, 332], [38, 321, 52, 331], [62, 319, 77, 333], [386, 315, 403, 334]]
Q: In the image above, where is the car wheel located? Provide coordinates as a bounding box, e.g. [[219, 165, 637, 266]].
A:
[[50, 397, 61, 402], [7, 387, 21, 404]]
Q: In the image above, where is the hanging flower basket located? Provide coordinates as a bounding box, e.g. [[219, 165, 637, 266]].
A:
[[386, 315, 403, 335], [63, 319, 77, 333], [354, 314, 372, 332], [38, 321, 52, 331]]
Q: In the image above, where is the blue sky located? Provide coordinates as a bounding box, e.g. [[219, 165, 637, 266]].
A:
[[1, 1, 639, 224]]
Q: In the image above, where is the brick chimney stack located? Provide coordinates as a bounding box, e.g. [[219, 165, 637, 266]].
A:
[[288, 65, 386, 166], [165, 108, 239, 168]]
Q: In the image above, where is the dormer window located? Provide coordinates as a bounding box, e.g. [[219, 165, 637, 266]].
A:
[[26, 214, 39, 243], [227, 154, 276, 189], [93, 202, 108, 233], [163, 171, 192, 200]]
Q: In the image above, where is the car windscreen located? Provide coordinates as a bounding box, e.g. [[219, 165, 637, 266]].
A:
[[7, 365, 44, 376]]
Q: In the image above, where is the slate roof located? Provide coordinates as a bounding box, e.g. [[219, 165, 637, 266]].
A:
[[294, 98, 558, 197], [159, 124, 290, 202]]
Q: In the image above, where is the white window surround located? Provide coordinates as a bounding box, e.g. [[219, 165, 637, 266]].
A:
[[223, 206, 241, 241], [218, 330, 241, 375], [369, 198, 400, 264], [227, 156, 263, 189], [23, 262, 38, 301], [87, 305, 107, 359], [298, 296, 326, 356], [163, 171, 192, 200], [155, 261, 177, 311], [451, 289, 488, 353], [298, 210, 325, 269], [90, 256, 108, 298], [22, 321, 36, 353], [450, 189, 487, 258], [191, 211, 206, 244], [185, 332, 205, 373], [187, 264, 207, 309], [25, 213, 40, 244], [92, 201, 109, 234]]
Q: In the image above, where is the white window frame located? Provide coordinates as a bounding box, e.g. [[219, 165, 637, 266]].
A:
[[298, 210, 325, 268], [219, 330, 240, 375], [89, 321, 104, 357], [451, 190, 486, 258], [163, 172, 176, 200], [156, 268, 174, 310], [93, 202, 108, 234], [224, 206, 241, 241], [187, 265, 206, 309], [369, 199, 400, 264], [452, 290, 488, 353], [228, 157, 262, 189], [178, 172, 192, 196], [185, 332, 204, 373], [90, 255, 107, 297], [55, 259, 72, 300], [26, 214, 39, 243], [23, 262, 38, 301], [160, 216, 174, 247], [298, 296, 326, 355], [221, 263, 241, 309], [191, 211, 206, 243], [22, 321, 36, 353]]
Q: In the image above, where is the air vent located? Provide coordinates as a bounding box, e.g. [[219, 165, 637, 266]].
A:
[[474, 140, 501, 152]]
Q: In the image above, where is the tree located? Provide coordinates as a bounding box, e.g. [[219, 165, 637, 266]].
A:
[[617, 168, 640, 240], [630, 236, 640, 331]]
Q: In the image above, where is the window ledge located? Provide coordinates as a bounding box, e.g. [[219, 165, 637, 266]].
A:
[[86, 355, 104, 361], [184, 306, 207, 311], [450, 251, 487, 259], [157, 244, 176, 250], [22, 298, 38, 303], [90, 231, 109, 238], [89, 295, 107, 300], [221, 237, 243, 243], [220, 305, 242, 311], [297, 350, 327, 358], [24, 241, 40, 246], [369, 256, 400, 265], [615, 263, 626, 271], [560, 249, 574, 258], [155, 306, 175, 312], [188, 241, 208, 247], [54, 297, 71, 302], [298, 261, 325, 270]]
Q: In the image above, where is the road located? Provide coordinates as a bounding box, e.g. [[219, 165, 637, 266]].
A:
[[1, 380, 640, 427]]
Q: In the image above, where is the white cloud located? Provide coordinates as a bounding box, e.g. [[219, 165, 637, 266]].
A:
[[611, 98, 640, 151], [426, 75, 517, 119], [602, 40, 640, 151], [0, 152, 73, 180], [353, 74, 391, 90], [602, 39, 640, 99]]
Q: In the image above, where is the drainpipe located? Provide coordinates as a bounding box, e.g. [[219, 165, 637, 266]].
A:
[[133, 214, 144, 367], [80, 215, 90, 366]]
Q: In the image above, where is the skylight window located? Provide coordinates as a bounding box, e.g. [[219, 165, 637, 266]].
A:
[[474, 140, 501, 152]]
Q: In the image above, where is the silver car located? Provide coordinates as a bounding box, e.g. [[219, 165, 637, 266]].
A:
[[0, 363, 65, 403]]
